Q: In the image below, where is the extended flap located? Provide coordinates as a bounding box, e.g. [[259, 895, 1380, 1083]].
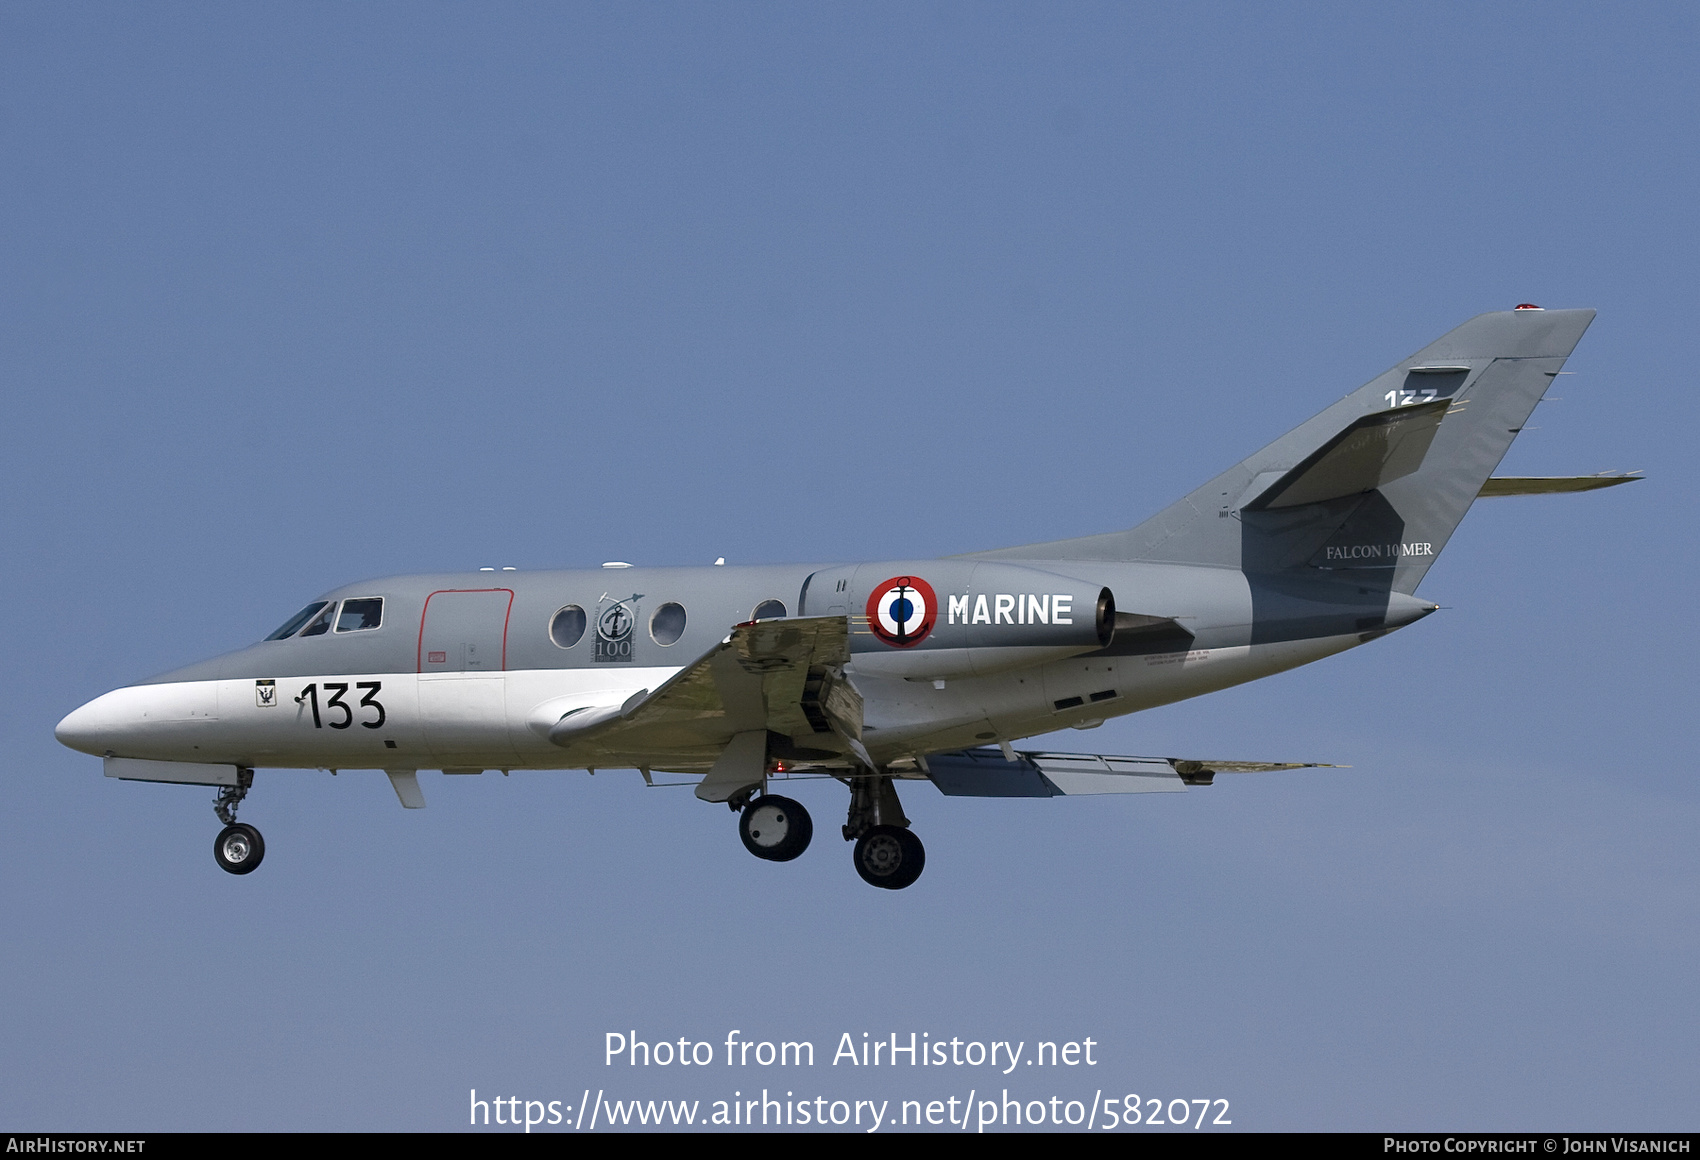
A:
[[925, 748, 1185, 796], [925, 747, 1338, 796]]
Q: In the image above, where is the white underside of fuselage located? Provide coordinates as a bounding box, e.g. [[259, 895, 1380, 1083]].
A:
[[57, 634, 1365, 774]]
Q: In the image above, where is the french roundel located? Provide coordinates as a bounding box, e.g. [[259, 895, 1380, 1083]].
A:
[[866, 575, 938, 648]]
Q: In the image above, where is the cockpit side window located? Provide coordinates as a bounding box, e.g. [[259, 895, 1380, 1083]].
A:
[[265, 602, 330, 641], [336, 598, 384, 633], [298, 603, 336, 637]]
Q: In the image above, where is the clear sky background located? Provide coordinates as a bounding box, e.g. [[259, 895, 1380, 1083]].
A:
[[3, 3, 1696, 1132]]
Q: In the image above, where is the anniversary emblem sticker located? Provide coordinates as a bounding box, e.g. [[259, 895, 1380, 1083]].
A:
[[595, 594, 639, 663]]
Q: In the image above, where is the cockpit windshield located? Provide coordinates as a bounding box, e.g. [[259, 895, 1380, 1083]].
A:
[[264, 597, 384, 641], [298, 604, 335, 637], [265, 602, 330, 641]]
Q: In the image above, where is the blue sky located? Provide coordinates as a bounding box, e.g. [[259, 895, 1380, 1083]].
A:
[[3, 3, 1696, 1130]]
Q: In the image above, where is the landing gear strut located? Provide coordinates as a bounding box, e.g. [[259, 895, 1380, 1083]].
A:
[[212, 769, 264, 876], [843, 774, 925, 890]]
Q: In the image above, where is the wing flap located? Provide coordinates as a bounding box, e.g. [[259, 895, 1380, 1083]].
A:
[[925, 746, 1340, 796], [1029, 752, 1188, 795]]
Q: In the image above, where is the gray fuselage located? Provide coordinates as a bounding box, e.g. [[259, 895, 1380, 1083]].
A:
[[55, 557, 1429, 774]]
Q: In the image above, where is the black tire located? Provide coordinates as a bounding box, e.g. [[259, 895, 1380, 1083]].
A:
[[852, 825, 925, 890], [214, 823, 265, 875], [739, 795, 813, 862]]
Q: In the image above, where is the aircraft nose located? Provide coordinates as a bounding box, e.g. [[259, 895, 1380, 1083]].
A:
[[55, 691, 130, 756], [56, 682, 221, 757], [57, 699, 105, 755]]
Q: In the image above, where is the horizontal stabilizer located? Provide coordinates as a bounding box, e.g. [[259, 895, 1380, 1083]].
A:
[[1478, 473, 1642, 497], [1243, 398, 1451, 511], [925, 747, 1339, 797]]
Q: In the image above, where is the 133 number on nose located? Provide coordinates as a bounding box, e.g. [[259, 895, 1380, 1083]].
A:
[[296, 682, 385, 729]]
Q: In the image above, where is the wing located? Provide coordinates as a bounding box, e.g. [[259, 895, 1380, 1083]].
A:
[[545, 616, 861, 771], [922, 746, 1342, 796]]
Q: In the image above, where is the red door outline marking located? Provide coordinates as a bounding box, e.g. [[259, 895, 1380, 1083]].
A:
[[417, 588, 515, 673]]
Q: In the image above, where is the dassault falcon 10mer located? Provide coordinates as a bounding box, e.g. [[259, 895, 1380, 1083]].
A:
[[56, 307, 1635, 889]]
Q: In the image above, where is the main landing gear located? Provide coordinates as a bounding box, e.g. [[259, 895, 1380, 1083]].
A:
[[212, 770, 264, 876], [738, 794, 813, 862], [851, 826, 924, 891], [730, 773, 926, 890], [843, 775, 924, 890]]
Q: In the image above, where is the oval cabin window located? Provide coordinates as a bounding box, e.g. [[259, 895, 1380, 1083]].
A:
[[550, 605, 587, 648], [650, 602, 687, 646]]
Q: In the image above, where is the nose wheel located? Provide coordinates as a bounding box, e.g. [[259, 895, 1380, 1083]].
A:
[[211, 769, 264, 875], [739, 795, 813, 862], [214, 823, 266, 875]]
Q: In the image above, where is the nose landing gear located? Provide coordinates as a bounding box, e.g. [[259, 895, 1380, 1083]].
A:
[[212, 769, 264, 875], [214, 823, 265, 874]]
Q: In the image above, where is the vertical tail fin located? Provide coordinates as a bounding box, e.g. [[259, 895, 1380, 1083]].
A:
[[978, 308, 1596, 593]]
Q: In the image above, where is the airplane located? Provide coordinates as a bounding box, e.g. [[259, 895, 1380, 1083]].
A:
[[55, 306, 1637, 889]]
